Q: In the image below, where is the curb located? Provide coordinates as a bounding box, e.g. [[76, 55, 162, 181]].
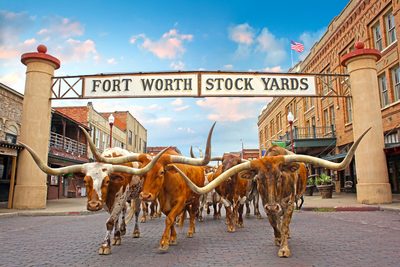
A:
[[0, 210, 103, 218], [301, 206, 381, 212]]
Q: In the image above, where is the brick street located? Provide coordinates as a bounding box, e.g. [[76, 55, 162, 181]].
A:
[[1, 210, 400, 267]]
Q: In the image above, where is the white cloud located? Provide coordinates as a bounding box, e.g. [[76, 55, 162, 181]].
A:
[[223, 64, 233, 70], [171, 98, 183, 106], [256, 28, 287, 65], [262, 66, 283, 72], [107, 58, 117, 65], [229, 24, 254, 45], [0, 71, 25, 92], [146, 117, 172, 126], [177, 127, 195, 134], [170, 61, 185, 70], [56, 38, 98, 62], [196, 97, 271, 122], [38, 17, 84, 38], [130, 29, 193, 59], [174, 105, 190, 112]]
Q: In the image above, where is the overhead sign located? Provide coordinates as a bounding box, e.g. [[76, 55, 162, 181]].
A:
[[82, 72, 316, 98]]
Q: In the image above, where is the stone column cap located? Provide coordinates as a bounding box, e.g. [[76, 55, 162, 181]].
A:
[[341, 41, 381, 67], [21, 44, 60, 69]]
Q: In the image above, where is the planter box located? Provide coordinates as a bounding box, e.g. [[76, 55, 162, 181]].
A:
[[317, 184, 333, 199]]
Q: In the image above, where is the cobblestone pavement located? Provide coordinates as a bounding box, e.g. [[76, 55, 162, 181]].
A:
[[1, 210, 400, 267]]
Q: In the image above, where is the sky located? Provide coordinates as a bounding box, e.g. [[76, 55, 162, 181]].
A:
[[0, 0, 350, 157]]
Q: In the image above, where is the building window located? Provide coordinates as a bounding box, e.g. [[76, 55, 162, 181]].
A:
[[385, 11, 396, 46], [276, 113, 281, 132], [5, 133, 17, 144], [129, 130, 133, 145], [95, 129, 100, 148], [379, 74, 389, 107], [372, 22, 383, 51], [329, 105, 335, 127], [391, 65, 400, 102], [323, 109, 329, 130], [345, 97, 352, 123]]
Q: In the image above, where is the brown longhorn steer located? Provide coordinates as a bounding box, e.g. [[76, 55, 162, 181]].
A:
[[265, 145, 308, 210], [19, 142, 165, 255], [87, 123, 216, 252], [173, 128, 370, 257], [208, 154, 249, 232]]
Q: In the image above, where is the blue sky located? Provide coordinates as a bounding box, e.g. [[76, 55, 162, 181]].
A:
[[0, 0, 349, 157]]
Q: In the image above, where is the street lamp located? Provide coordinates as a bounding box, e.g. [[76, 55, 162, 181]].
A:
[[287, 111, 294, 152], [240, 138, 244, 159], [108, 114, 114, 148]]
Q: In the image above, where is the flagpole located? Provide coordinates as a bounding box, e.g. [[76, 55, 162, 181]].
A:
[[291, 49, 294, 69]]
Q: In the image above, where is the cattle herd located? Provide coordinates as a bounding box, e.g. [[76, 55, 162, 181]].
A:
[[20, 123, 370, 258]]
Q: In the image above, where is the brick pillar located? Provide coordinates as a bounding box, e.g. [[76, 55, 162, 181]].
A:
[[341, 42, 392, 204], [13, 45, 60, 209]]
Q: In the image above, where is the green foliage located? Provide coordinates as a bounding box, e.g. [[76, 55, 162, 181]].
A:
[[307, 177, 315, 186], [315, 173, 332, 185]]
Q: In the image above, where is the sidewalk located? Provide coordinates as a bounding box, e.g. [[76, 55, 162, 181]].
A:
[[0, 193, 399, 218]]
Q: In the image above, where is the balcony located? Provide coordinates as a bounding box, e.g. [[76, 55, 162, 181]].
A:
[[278, 125, 336, 153], [49, 131, 88, 163]]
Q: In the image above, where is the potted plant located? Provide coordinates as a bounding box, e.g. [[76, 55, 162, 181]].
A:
[[315, 173, 334, 199], [305, 175, 317, 196]]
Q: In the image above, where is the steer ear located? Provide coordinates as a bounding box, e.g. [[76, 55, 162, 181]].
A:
[[164, 164, 178, 173], [239, 170, 256, 179], [281, 162, 300, 173]]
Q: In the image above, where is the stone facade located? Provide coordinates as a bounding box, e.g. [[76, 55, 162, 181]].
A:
[[0, 83, 23, 142]]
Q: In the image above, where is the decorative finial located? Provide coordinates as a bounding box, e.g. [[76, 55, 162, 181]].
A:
[[37, 44, 47, 54], [354, 41, 364, 50]]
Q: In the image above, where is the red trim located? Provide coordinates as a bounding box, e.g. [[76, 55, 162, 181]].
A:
[[340, 48, 381, 67], [21, 52, 61, 69]]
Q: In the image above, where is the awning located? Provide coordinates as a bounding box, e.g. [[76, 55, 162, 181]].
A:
[[322, 153, 346, 161]]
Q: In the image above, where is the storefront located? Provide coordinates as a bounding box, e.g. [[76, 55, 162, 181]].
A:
[[0, 142, 23, 208]]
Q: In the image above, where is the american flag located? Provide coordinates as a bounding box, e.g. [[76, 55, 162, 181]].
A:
[[291, 40, 304, 53]]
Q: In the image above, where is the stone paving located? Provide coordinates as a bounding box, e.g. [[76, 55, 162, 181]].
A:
[[1, 208, 400, 267]]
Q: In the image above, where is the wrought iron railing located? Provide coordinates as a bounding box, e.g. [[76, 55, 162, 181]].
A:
[[279, 125, 335, 140], [49, 131, 87, 156]]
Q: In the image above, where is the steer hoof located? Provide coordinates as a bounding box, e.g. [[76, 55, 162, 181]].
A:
[[112, 237, 121, 246], [120, 227, 126, 236], [245, 213, 250, 218], [256, 214, 263, 219], [140, 217, 147, 223], [198, 216, 204, 222], [278, 247, 291, 258], [170, 238, 177, 245], [237, 222, 244, 228], [158, 242, 169, 252], [132, 230, 140, 238], [227, 226, 236, 233], [98, 245, 111, 255], [186, 231, 194, 238]]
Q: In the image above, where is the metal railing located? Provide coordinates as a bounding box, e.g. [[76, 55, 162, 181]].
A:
[[49, 131, 87, 156], [279, 125, 335, 140]]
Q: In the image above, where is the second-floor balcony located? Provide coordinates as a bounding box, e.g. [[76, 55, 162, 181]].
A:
[[277, 125, 336, 152], [49, 131, 88, 162]]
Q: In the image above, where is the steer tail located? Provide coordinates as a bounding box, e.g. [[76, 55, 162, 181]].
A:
[[125, 201, 135, 224]]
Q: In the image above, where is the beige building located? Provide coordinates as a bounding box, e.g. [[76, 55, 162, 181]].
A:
[[55, 103, 147, 157], [258, 0, 400, 195]]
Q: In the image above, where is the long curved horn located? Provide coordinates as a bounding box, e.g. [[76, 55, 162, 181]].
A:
[[210, 156, 223, 161], [19, 142, 83, 175], [190, 146, 196, 158], [172, 161, 252, 194], [110, 147, 169, 174], [283, 127, 371, 170], [168, 122, 216, 165], [79, 126, 142, 163]]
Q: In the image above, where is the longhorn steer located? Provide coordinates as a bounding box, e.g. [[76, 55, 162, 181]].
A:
[[88, 123, 216, 252], [265, 145, 308, 210], [20, 142, 165, 255], [173, 128, 369, 257]]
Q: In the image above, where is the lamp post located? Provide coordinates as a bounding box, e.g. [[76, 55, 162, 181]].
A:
[[108, 114, 114, 148], [240, 138, 244, 159], [287, 111, 294, 152]]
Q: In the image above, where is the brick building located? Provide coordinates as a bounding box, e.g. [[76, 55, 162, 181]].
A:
[[258, 0, 400, 193]]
